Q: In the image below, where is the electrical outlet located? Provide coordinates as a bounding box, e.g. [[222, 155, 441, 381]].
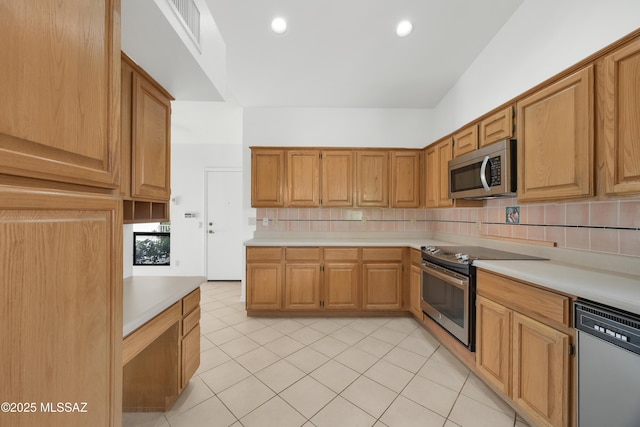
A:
[[262, 217, 269, 227], [476, 220, 482, 232]]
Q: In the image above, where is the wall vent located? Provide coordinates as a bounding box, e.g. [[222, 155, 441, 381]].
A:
[[169, 0, 201, 45]]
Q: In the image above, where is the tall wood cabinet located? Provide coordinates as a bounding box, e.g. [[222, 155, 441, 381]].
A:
[[517, 66, 594, 202], [0, 2, 122, 426], [602, 36, 640, 195], [0, 1, 120, 189]]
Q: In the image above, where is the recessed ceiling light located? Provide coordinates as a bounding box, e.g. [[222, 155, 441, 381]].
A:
[[271, 17, 287, 35], [396, 20, 413, 37]]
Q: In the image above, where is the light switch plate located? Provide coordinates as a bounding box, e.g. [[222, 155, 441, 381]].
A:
[[262, 217, 269, 226]]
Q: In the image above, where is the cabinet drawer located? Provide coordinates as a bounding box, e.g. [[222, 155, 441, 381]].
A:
[[362, 247, 404, 261], [247, 247, 283, 261], [285, 247, 321, 261], [183, 306, 200, 335], [410, 248, 422, 265], [477, 270, 570, 327], [324, 247, 359, 261], [182, 288, 200, 315]]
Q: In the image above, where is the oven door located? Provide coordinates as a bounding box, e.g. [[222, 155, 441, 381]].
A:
[[420, 261, 470, 348]]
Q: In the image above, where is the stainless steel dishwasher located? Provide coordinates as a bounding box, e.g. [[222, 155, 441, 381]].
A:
[[575, 300, 640, 427]]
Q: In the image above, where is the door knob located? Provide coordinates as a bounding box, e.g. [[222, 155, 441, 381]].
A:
[[209, 230, 215, 234]]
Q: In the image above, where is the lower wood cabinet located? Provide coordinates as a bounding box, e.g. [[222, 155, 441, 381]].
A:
[[324, 261, 359, 310], [476, 270, 572, 427], [284, 263, 321, 310], [246, 246, 404, 313], [362, 263, 403, 310], [361, 247, 404, 311], [246, 247, 284, 310]]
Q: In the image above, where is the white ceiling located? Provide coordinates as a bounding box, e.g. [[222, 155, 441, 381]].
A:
[[123, 0, 524, 108]]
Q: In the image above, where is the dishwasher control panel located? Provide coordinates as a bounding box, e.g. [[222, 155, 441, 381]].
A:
[[575, 300, 640, 356]]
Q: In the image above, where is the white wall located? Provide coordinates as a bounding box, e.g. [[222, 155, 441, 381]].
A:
[[124, 101, 243, 277], [432, 0, 640, 138]]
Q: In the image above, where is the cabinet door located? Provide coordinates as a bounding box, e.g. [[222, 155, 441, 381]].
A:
[[0, 189, 122, 427], [322, 151, 354, 207], [453, 125, 478, 158], [476, 296, 512, 396], [132, 73, 172, 200], [362, 263, 402, 310], [324, 262, 359, 310], [181, 324, 200, 389], [284, 263, 321, 310], [425, 146, 439, 208], [356, 151, 389, 207], [512, 312, 569, 427], [603, 37, 640, 195], [246, 262, 282, 309], [0, 1, 120, 188], [391, 151, 421, 208], [437, 140, 454, 207], [480, 106, 514, 147], [517, 66, 594, 202], [251, 149, 285, 207], [287, 150, 320, 207], [409, 264, 422, 317]]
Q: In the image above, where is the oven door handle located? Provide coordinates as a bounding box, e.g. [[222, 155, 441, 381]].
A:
[[421, 263, 468, 288]]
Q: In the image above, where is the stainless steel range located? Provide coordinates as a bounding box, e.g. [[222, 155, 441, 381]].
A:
[[420, 245, 545, 351]]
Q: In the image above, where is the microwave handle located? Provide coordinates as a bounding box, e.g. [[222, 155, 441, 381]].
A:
[[480, 155, 491, 191]]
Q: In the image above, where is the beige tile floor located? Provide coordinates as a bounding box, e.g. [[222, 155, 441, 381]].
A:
[[123, 281, 530, 427]]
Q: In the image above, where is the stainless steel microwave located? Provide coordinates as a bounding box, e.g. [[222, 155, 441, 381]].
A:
[[448, 139, 517, 199]]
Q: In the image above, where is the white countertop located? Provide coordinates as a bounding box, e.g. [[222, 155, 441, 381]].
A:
[[474, 260, 640, 316], [123, 276, 206, 336], [245, 233, 640, 316], [244, 236, 450, 250]]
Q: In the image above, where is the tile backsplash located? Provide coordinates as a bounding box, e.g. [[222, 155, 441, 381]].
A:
[[255, 197, 640, 258]]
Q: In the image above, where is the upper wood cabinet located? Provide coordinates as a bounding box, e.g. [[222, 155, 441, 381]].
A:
[[425, 138, 454, 208], [479, 105, 514, 147], [251, 149, 285, 207], [453, 125, 478, 158], [287, 150, 320, 207], [603, 36, 640, 195], [131, 72, 172, 200], [121, 54, 173, 222], [356, 151, 389, 207], [321, 151, 354, 207], [0, 1, 120, 188], [517, 66, 595, 202], [390, 151, 422, 208]]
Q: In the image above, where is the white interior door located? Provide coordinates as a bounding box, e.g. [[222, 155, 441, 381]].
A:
[[206, 169, 243, 280]]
